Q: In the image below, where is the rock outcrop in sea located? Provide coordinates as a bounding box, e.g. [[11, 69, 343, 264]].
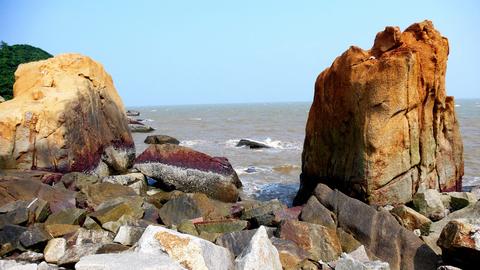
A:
[[296, 20, 464, 206], [0, 54, 135, 174]]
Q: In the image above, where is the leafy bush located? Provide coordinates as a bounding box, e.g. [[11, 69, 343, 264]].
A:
[[0, 41, 52, 100]]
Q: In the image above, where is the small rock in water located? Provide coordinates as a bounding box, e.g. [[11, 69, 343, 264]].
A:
[[144, 134, 180, 145], [129, 123, 154, 133], [236, 139, 271, 149], [126, 110, 140, 116], [245, 166, 257, 173]]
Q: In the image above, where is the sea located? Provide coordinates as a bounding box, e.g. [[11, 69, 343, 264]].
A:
[[128, 99, 480, 205]]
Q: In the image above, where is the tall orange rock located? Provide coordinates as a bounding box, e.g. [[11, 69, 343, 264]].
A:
[[295, 21, 463, 206], [0, 54, 135, 174]]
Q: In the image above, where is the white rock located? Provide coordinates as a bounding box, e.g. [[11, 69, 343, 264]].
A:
[[37, 262, 60, 270], [136, 225, 234, 270], [44, 238, 66, 263], [234, 226, 282, 270], [75, 252, 186, 270], [114, 225, 145, 246], [335, 246, 390, 270], [0, 260, 37, 270], [413, 189, 446, 221]]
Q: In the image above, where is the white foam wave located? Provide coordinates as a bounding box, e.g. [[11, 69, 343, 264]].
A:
[[180, 140, 206, 147], [189, 117, 202, 121], [234, 166, 271, 175], [455, 104, 461, 107], [151, 109, 157, 112], [226, 138, 301, 150], [144, 118, 155, 122]]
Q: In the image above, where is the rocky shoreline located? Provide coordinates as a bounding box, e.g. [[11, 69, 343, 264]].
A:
[[0, 20, 478, 270]]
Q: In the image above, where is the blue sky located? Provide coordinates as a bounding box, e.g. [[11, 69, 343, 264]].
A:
[[1, 0, 479, 106]]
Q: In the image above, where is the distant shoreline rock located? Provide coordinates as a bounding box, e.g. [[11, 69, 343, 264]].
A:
[[236, 139, 271, 149]]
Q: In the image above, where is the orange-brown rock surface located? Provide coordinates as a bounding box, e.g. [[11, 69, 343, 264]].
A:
[[296, 21, 463, 206], [0, 54, 134, 174]]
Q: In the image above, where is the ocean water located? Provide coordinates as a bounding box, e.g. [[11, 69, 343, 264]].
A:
[[129, 99, 480, 204]]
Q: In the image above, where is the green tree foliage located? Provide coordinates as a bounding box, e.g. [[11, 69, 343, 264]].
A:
[[0, 41, 52, 100]]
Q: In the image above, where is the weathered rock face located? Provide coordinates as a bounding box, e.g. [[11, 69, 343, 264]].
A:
[[297, 21, 463, 206], [0, 54, 135, 173], [135, 144, 242, 202]]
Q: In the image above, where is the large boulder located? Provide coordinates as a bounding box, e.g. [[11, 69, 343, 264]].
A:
[[296, 21, 463, 206], [234, 226, 282, 270], [0, 54, 135, 173], [135, 144, 242, 202]]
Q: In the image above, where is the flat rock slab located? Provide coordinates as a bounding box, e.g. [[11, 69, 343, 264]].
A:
[[76, 252, 186, 270]]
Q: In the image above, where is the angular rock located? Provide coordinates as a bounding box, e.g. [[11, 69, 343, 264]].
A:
[[19, 224, 51, 247], [0, 53, 135, 173], [89, 202, 144, 226], [270, 237, 310, 269], [390, 205, 431, 234], [113, 225, 145, 246], [273, 206, 303, 224], [45, 208, 86, 225], [0, 201, 29, 228], [279, 220, 341, 262], [73, 228, 114, 246], [310, 184, 438, 270], [0, 260, 38, 270], [135, 144, 242, 202], [80, 182, 137, 208], [136, 225, 234, 270], [60, 172, 99, 191], [96, 243, 130, 254], [336, 228, 362, 253], [144, 134, 180, 145], [297, 21, 463, 206], [236, 139, 271, 149], [82, 216, 102, 230], [45, 224, 80, 237], [44, 238, 66, 264], [216, 229, 261, 257], [300, 196, 336, 229], [195, 219, 248, 234], [447, 192, 478, 211], [437, 219, 480, 269], [129, 123, 154, 133], [240, 199, 285, 226], [14, 250, 44, 263], [234, 226, 282, 270], [334, 246, 390, 270], [0, 224, 27, 254], [0, 179, 75, 213], [413, 189, 446, 221], [177, 220, 199, 236], [158, 193, 229, 226], [75, 252, 186, 270], [58, 243, 102, 266]]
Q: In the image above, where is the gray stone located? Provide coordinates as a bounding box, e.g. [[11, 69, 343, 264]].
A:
[[234, 226, 282, 270], [413, 189, 446, 221], [114, 225, 145, 246], [75, 252, 186, 270], [144, 135, 180, 145], [300, 196, 336, 229], [19, 224, 51, 248], [0, 260, 37, 270], [61, 172, 99, 191], [15, 251, 44, 263], [58, 243, 101, 266], [45, 208, 86, 225], [334, 246, 390, 270]]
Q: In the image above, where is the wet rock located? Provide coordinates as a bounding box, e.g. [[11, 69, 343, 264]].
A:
[[45, 208, 86, 225], [0, 179, 76, 214], [297, 21, 463, 206], [270, 237, 310, 269], [144, 135, 180, 145], [80, 182, 138, 209], [390, 205, 431, 234], [135, 144, 241, 202], [279, 220, 341, 262], [15, 250, 44, 263], [236, 139, 271, 149], [129, 123, 154, 133], [413, 189, 446, 221], [195, 219, 248, 234], [300, 196, 336, 229], [114, 225, 145, 246], [437, 219, 480, 269], [126, 110, 140, 116], [45, 224, 80, 237], [234, 226, 282, 270], [19, 224, 51, 248], [311, 184, 438, 270], [158, 193, 230, 226], [0, 54, 135, 173], [76, 252, 186, 270], [44, 238, 66, 263], [136, 225, 234, 270]]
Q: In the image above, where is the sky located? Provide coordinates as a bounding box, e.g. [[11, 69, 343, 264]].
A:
[[1, 0, 479, 106]]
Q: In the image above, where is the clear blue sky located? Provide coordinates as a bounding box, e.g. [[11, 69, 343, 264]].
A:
[[1, 0, 479, 106]]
